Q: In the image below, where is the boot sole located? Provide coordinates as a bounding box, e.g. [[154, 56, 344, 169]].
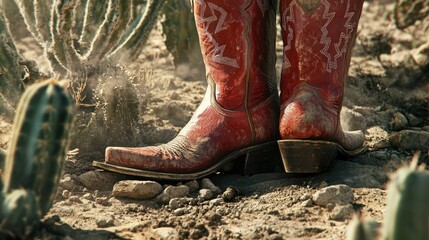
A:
[[277, 139, 367, 173], [92, 141, 283, 181]]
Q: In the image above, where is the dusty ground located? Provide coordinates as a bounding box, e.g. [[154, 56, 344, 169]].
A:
[[1, 1, 428, 239]]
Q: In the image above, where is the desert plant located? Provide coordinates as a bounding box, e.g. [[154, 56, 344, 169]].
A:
[[346, 153, 429, 240], [160, 0, 202, 68], [394, 0, 429, 29], [8, 0, 165, 75], [0, 10, 25, 118], [69, 66, 140, 155], [0, 79, 74, 238]]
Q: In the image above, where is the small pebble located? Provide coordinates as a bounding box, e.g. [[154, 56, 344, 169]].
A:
[[62, 190, 71, 199]]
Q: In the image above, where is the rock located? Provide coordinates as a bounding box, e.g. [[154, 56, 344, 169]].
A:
[[62, 190, 71, 199], [198, 189, 213, 200], [169, 197, 193, 210], [157, 185, 190, 203], [340, 107, 367, 131], [390, 130, 429, 150], [366, 126, 390, 150], [313, 185, 354, 207], [113, 180, 163, 200], [301, 199, 314, 207], [69, 196, 82, 203], [96, 217, 115, 228], [299, 194, 311, 201], [174, 207, 187, 216], [200, 178, 222, 195], [153, 227, 178, 239], [407, 113, 422, 127], [82, 193, 94, 201], [221, 187, 239, 202], [326, 203, 335, 212], [329, 204, 355, 221], [390, 112, 408, 130], [185, 180, 200, 193], [78, 170, 128, 191], [59, 176, 79, 191], [209, 198, 224, 206]]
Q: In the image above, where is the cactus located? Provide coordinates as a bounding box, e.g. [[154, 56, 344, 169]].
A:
[[382, 154, 429, 240], [346, 216, 378, 240], [160, 0, 202, 68], [394, 0, 429, 29], [346, 153, 429, 240], [69, 67, 139, 154], [0, 79, 74, 238], [8, 0, 165, 74], [0, 10, 25, 118], [98, 72, 139, 147]]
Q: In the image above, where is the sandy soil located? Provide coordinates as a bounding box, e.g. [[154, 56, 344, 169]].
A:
[[0, 1, 428, 239]]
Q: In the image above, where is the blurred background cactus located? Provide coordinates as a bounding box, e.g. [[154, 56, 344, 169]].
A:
[[0, 79, 74, 238], [346, 153, 429, 240], [4, 0, 165, 75], [0, 10, 25, 118], [394, 0, 429, 30], [160, 0, 202, 69]]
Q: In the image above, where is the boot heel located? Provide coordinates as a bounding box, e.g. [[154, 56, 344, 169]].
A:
[[242, 142, 283, 175], [277, 139, 337, 173]]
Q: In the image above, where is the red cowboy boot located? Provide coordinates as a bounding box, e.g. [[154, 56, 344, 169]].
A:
[[93, 0, 280, 180], [278, 0, 366, 173]]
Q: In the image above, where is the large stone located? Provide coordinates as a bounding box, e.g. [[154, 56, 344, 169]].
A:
[[157, 185, 190, 203], [313, 185, 354, 207], [77, 170, 129, 191], [113, 181, 163, 200], [390, 130, 429, 150]]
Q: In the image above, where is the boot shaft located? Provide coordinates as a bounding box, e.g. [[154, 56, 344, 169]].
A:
[[280, 0, 363, 107], [193, 0, 277, 111]]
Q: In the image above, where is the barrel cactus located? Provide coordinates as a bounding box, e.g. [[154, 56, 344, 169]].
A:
[[8, 0, 165, 75], [346, 153, 429, 240], [0, 79, 74, 238]]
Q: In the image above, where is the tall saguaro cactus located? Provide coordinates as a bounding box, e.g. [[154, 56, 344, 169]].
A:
[[9, 0, 165, 74], [0, 79, 74, 238], [0, 10, 25, 118]]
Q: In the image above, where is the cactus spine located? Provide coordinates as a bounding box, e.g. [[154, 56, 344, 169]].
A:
[[346, 153, 429, 240], [0, 80, 74, 238], [10, 0, 165, 74]]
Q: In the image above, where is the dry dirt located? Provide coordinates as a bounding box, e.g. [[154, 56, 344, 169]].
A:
[[1, 1, 428, 239]]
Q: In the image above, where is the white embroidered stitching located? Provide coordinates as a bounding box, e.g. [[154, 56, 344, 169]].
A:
[[319, 0, 336, 72], [197, 0, 239, 68], [281, 1, 298, 69], [320, 0, 355, 72], [333, 0, 354, 66]]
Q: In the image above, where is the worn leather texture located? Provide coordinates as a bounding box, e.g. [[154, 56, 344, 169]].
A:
[[279, 0, 365, 151], [105, 0, 279, 173]]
